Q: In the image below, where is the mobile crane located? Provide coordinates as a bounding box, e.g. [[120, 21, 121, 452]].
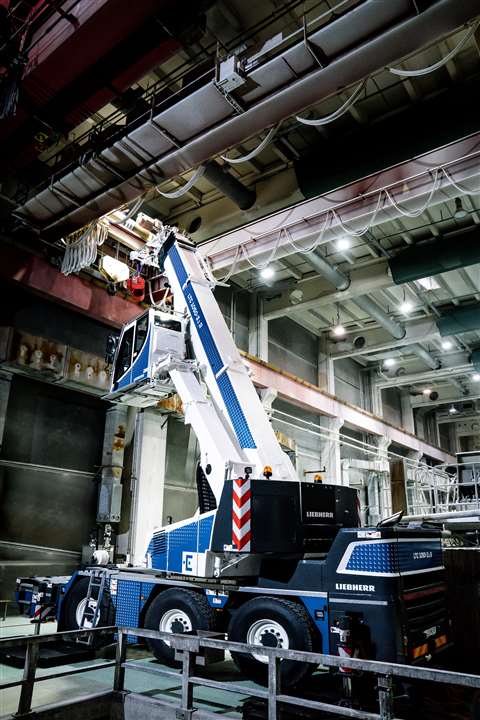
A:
[[16, 225, 451, 687]]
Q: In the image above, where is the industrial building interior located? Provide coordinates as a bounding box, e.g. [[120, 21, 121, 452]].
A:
[[2, 0, 480, 718]]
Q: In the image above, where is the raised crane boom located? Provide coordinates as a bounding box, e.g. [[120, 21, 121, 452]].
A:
[[106, 225, 358, 576]]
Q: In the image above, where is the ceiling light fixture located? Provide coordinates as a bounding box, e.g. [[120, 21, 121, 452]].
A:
[[441, 339, 453, 350], [332, 303, 345, 337], [400, 301, 413, 314], [422, 388, 432, 395], [260, 266, 275, 280], [472, 373, 480, 382], [449, 404, 458, 414], [336, 237, 351, 251], [454, 197, 468, 220], [384, 358, 396, 368]]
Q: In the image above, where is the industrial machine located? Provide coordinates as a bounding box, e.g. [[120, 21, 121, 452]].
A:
[[16, 225, 451, 687]]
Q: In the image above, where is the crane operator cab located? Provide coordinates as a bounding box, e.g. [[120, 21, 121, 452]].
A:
[[104, 309, 190, 407]]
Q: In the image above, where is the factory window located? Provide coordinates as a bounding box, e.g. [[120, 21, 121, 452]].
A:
[[114, 326, 134, 381]]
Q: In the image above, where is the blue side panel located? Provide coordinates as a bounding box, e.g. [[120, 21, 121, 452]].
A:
[[167, 521, 199, 573], [168, 244, 256, 449], [301, 596, 329, 653], [140, 582, 156, 613], [346, 544, 397, 574], [198, 514, 214, 551], [397, 540, 443, 573], [148, 531, 168, 571], [116, 580, 142, 643], [345, 540, 443, 575]]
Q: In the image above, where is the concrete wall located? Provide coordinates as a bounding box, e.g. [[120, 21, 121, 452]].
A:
[[334, 358, 363, 407], [268, 318, 317, 384], [163, 418, 198, 524], [382, 388, 403, 427], [214, 285, 249, 352]]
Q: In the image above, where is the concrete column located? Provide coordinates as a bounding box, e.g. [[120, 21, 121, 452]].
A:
[[372, 385, 383, 418], [128, 408, 168, 566], [0, 371, 12, 452], [317, 337, 332, 392], [97, 405, 129, 523], [373, 436, 392, 520], [320, 417, 344, 484], [400, 390, 415, 434], [248, 293, 268, 361]]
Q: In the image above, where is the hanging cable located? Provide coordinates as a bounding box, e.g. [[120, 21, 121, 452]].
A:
[[295, 78, 367, 126], [120, 196, 144, 224], [220, 122, 282, 165], [384, 168, 441, 219], [331, 190, 384, 237], [155, 165, 206, 199], [389, 21, 479, 78], [442, 167, 480, 196], [61, 221, 108, 276], [284, 210, 333, 254]]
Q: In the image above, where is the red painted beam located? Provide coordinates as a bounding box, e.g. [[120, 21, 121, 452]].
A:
[[1, 244, 142, 328]]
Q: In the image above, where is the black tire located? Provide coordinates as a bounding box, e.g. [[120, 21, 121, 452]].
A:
[[144, 589, 216, 667], [62, 577, 114, 646], [228, 597, 315, 687]]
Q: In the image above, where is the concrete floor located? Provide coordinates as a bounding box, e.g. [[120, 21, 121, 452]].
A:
[[0, 616, 259, 719]]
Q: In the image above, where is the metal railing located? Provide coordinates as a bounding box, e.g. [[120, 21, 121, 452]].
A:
[[407, 461, 480, 517], [3, 624, 480, 720]]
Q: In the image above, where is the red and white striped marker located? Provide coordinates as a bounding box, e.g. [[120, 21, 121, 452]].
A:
[[232, 477, 251, 552]]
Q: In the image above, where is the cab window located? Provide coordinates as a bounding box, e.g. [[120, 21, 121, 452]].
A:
[[154, 316, 181, 332], [114, 326, 134, 382], [134, 314, 149, 358]]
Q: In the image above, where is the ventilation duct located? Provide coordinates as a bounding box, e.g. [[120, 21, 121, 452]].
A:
[[471, 348, 480, 372], [354, 295, 405, 340], [203, 161, 256, 210], [389, 228, 480, 284], [307, 252, 439, 368], [436, 304, 480, 336], [14, 0, 480, 237], [307, 251, 350, 291]]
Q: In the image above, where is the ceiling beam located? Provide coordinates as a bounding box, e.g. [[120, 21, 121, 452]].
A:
[[242, 352, 454, 463], [330, 317, 440, 359], [263, 257, 391, 319]]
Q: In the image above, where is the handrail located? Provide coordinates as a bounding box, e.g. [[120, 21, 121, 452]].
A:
[[2, 624, 480, 720]]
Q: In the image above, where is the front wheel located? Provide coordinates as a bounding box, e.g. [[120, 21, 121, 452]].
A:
[[144, 589, 216, 667], [228, 597, 315, 687]]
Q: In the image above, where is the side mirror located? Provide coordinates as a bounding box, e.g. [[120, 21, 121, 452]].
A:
[[105, 334, 119, 365]]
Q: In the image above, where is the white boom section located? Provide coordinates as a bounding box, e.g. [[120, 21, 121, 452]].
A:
[[169, 369, 247, 504], [163, 236, 298, 484]]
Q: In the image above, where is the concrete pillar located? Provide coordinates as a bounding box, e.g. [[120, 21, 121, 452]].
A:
[[0, 371, 12, 452], [97, 405, 129, 523], [372, 385, 383, 418], [400, 390, 415, 434], [317, 337, 334, 392], [373, 435, 392, 519], [248, 293, 268, 361], [128, 408, 168, 566], [320, 417, 344, 484]]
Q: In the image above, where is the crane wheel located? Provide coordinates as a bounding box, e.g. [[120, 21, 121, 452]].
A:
[[144, 588, 216, 667], [61, 577, 114, 646], [228, 597, 315, 687]]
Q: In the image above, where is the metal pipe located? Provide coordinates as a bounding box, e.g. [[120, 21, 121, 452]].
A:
[[354, 294, 406, 340], [19, 0, 480, 236], [410, 342, 441, 370], [308, 251, 350, 291], [203, 161, 256, 210]]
